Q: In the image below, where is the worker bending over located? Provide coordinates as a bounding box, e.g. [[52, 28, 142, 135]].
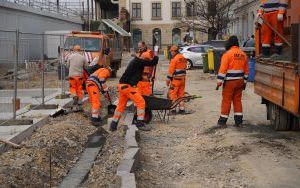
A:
[[166, 45, 187, 114], [135, 41, 155, 96], [66, 45, 89, 110], [217, 36, 249, 127], [85, 66, 112, 126], [257, 0, 288, 56], [110, 56, 159, 132]]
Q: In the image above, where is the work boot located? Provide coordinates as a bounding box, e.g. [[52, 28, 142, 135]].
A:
[[91, 117, 102, 126], [109, 121, 118, 132], [261, 47, 270, 58], [217, 116, 228, 128], [135, 121, 151, 131], [178, 109, 186, 114], [72, 96, 79, 106], [234, 115, 243, 127]]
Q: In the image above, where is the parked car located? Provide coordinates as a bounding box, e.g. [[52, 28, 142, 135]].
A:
[[202, 40, 226, 51], [179, 45, 212, 69]]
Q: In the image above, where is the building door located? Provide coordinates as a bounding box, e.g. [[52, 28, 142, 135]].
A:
[[152, 28, 161, 49], [132, 28, 142, 50], [172, 28, 181, 45]]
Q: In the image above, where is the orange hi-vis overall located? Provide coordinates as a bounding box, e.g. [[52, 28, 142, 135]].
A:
[[112, 84, 145, 122], [259, 0, 288, 48], [69, 76, 84, 100], [137, 49, 154, 96], [217, 46, 249, 119], [167, 53, 187, 110], [86, 68, 110, 118]]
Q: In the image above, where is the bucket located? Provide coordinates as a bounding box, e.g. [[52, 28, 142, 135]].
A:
[[248, 58, 256, 82]]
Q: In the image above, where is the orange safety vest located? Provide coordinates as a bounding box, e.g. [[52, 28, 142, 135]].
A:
[[167, 53, 187, 80], [217, 46, 249, 83], [258, 0, 288, 14], [139, 49, 155, 77], [87, 68, 111, 90]]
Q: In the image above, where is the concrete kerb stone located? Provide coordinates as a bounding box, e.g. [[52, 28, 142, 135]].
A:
[[116, 111, 140, 188]]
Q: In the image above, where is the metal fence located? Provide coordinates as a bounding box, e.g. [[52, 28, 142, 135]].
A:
[[3, 0, 81, 17], [0, 29, 69, 121]]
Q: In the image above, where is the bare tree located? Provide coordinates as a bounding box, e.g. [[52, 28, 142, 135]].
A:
[[180, 0, 235, 40]]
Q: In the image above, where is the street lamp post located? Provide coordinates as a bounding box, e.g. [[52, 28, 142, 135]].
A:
[[192, 2, 195, 44]]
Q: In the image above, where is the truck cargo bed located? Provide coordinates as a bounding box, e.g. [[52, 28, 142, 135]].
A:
[[254, 59, 300, 115]]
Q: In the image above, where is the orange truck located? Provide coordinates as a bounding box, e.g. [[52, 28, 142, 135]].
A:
[[63, 31, 123, 77], [254, 2, 300, 130]]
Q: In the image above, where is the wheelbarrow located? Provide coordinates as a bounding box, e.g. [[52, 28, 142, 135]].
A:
[[142, 95, 201, 123]]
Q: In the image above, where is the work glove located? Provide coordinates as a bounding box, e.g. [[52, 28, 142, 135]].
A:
[[277, 14, 284, 21], [255, 12, 263, 26], [217, 82, 223, 87]]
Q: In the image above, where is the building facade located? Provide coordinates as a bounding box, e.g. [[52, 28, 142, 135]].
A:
[[229, 0, 260, 43], [119, 0, 190, 50]]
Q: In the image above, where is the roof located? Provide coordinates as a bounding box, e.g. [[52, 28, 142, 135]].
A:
[[101, 19, 131, 37]]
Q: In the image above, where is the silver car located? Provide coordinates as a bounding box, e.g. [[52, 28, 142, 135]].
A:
[[179, 45, 212, 69]]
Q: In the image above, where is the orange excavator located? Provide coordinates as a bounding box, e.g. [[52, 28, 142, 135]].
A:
[[254, 2, 300, 130]]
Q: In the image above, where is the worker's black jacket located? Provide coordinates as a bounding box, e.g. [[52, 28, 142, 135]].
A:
[[119, 56, 158, 86]]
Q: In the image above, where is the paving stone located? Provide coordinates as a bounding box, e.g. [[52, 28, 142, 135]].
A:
[[59, 148, 101, 188], [120, 173, 136, 188], [123, 148, 139, 160], [117, 159, 135, 175], [126, 135, 138, 148]]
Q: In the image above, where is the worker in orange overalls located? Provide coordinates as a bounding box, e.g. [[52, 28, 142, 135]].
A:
[[86, 66, 112, 126], [217, 36, 249, 127], [66, 45, 89, 109], [109, 56, 158, 132], [136, 41, 155, 96], [257, 0, 288, 56], [166, 45, 187, 114]]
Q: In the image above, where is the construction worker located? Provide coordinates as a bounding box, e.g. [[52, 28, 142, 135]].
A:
[[217, 36, 249, 127], [109, 56, 159, 132], [136, 41, 155, 96], [257, 0, 288, 56], [66, 45, 89, 109], [86, 66, 112, 126], [166, 45, 187, 114]]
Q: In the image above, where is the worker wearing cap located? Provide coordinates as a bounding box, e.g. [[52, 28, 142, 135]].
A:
[[110, 56, 159, 132], [217, 36, 249, 127], [136, 41, 155, 96], [166, 45, 187, 114], [86, 66, 112, 126], [257, 0, 288, 56], [66, 45, 89, 108]]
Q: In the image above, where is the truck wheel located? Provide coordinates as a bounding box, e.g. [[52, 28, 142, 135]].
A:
[[278, 109, 291, 131], [291, 116, 300, 130], [269, 103, 288, 131]]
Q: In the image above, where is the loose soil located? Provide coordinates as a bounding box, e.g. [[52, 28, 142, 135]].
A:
[[135, 60, 300, 188]]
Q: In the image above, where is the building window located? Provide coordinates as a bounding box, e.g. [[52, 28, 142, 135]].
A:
[[132, 3, 141, 19], [172, 2, 181, 17], [186, 2, 193, 17], [152, 3, 161, 18]]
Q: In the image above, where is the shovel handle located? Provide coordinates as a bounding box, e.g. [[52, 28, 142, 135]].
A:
[[216, 86, 220, 90]]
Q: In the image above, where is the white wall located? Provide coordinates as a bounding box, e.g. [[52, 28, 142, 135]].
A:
[[127, 0, 185, 25]]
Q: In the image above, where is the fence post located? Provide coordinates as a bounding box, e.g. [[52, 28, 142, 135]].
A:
[[42, 33, 45, 105], [13, 29, 20, 119]]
